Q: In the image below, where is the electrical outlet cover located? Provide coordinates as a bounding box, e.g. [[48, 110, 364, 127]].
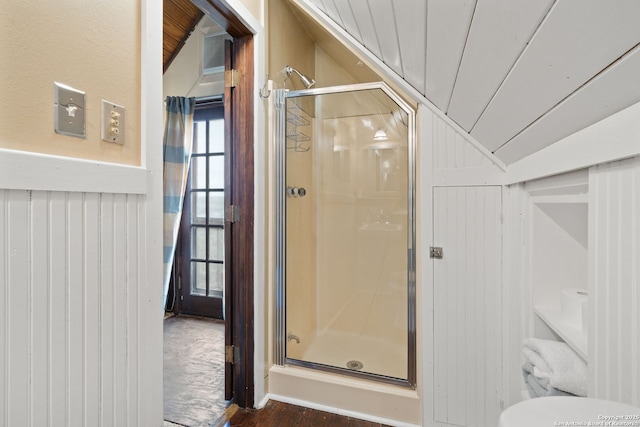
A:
[[54, 82, 86, 138], [101, 99, 125, 144]]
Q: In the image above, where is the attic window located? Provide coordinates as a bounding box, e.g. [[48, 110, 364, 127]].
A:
[[203, 33, 230, 75]]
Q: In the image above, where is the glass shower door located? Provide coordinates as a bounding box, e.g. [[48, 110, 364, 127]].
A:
[[275, 83, 416, 387]]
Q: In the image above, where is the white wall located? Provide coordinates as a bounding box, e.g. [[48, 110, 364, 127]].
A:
[[422, 107, 506, 427], [589, 156, 640, 405], [501, 183, 533, 407], [531, 205, 588, 306]]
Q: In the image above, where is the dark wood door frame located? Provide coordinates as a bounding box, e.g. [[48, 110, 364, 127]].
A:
[[192, 0, 255, 409]]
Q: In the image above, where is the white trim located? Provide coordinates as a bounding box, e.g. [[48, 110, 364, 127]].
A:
[[531, 194, 588, 204], [140, 0, 164, 425], [290, 0, 507, 173], [222, 0, 263, 34], [256, 393, 270, 409], [432, 167, 505, 187], [505, 100, 640, 184], [253, 21, 268, 409], [418, 105, 435, 426], [0, 148, 147, 194], [523, 168, 589, 193], [214, 0, 268, 408], [267, 393, 421, 427]]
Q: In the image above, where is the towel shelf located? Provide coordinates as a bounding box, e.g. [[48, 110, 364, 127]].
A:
[[534, 306, 588, 361]]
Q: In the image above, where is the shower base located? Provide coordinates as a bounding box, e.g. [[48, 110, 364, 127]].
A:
[[292, 330, 407, 380], [268, 365, 421, 426]]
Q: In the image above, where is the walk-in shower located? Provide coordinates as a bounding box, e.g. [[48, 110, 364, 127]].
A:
[[274, 82, 416, 388]]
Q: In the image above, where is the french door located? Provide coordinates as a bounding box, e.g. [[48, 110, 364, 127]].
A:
[[177, 99, 225, 318]]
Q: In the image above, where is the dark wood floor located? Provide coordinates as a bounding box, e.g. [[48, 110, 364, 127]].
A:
[[223, 400, 390, 427]]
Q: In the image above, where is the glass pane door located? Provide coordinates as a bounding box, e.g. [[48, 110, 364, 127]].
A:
[[179, 101, 225, 318]]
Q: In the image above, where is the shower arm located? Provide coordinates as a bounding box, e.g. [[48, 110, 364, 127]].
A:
[[285, 65, 315, 89]]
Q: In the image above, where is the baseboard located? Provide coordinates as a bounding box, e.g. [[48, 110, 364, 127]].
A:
[[266, 393, 421, 427]]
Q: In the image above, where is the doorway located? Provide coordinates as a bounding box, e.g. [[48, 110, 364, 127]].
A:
[[163, 0, 256, 414], [163, 99, 228, 425]]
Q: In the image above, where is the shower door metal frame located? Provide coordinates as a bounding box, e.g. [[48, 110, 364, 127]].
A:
[[274, 82, 417, 389]]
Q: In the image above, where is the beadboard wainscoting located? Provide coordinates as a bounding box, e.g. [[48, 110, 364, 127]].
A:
[[589, 157, 640, 405], [432, 186, 503, 426], [0, 148, 162, 426], [501, 183, 534, 408]]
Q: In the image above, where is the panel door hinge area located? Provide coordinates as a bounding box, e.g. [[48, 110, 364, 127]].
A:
[[225, 345, 240, 364], [225, 204, 240, 224], [225, 69, 239, 88]]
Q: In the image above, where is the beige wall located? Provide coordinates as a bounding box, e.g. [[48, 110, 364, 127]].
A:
[[0, 1, 141, 166], [242, 0, 263, 25], [267, 0, 315, 88]]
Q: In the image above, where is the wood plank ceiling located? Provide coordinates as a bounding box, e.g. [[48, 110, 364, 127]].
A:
[[163, 0, 203, 73], [296, 0, 640, 165]]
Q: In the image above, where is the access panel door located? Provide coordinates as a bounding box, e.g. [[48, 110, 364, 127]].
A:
[[433, 186, 503, 426]]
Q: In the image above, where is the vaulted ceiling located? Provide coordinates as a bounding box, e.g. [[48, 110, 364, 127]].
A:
[[163, 0, 203, 73], [293, 0, 640, 165]]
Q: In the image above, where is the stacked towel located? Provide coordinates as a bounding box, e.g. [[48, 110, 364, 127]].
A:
[[522, 338, 587, 398], [523, 362, 575, 397]]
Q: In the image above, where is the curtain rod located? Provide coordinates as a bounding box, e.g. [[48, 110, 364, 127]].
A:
[[195, 95, 224, 106]]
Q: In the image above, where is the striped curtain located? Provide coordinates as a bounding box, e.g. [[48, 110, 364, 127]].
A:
[[162, 96, 196, 308]]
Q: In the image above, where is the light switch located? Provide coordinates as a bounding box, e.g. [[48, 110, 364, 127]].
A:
[[101, 100, 125, 144], [54, 82, 86, 138]]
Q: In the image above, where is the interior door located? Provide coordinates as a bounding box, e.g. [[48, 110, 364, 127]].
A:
[[223, 37, 234, 402], [223, 33, 255, 408]]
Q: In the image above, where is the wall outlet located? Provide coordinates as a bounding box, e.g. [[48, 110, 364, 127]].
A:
[[101, 100, 125, 144]]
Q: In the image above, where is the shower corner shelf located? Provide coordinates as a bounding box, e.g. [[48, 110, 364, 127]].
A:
[[287, 104, 311, 126], [286, 131, 310, 143], [286, 104, 311, 151], [287, 111, 310, 127]]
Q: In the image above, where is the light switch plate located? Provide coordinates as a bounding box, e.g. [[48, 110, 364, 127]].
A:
[[54, 82, 85, 138], [101, 100, 125, 144]]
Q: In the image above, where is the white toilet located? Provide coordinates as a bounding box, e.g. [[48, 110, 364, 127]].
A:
[[499, 396, 640, 426]]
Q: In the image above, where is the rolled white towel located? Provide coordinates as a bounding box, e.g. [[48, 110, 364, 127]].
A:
[[522, 337, 587, 397]]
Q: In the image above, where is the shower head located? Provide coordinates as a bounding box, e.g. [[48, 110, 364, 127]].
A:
[[285, 65, 315, 89]]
